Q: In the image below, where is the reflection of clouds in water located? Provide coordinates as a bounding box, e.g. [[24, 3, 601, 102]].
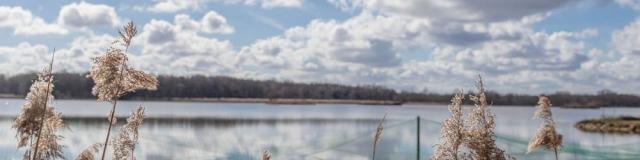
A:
[[1, 99, 640, 159]]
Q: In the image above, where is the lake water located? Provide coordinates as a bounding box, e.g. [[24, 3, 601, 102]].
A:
[[1, 99, 639, 160]]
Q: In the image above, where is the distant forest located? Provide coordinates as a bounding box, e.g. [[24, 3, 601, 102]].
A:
[[1, 72, 639, 107]]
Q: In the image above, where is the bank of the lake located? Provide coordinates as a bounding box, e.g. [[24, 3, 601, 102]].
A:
[[575, 116, 640, 134]]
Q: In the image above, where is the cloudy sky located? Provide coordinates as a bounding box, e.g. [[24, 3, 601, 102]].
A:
[[0, 0, 639, 94]]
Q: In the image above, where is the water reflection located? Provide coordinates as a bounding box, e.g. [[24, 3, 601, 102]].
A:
[[0, 99, 640, 159]]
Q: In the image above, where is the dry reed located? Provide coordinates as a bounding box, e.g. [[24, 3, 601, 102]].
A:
[[75, 143, 103, 160], [85, 21, 157, 160], [464, 75, 507, 160], [12, 51, 65, 160], [112, 106, 146, 160], [262, 150, 271, 160], [527, 96, 562, 159], [432, 90, 465, 160], [372, 113, 387, 160]]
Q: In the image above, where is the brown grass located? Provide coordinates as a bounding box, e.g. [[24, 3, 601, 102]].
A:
[[372, 113, 387, 160], [527, 96, 562, 159], [12, 50, 65, 160], [84, 21, 158, 160], [432, 90, 465, 160]]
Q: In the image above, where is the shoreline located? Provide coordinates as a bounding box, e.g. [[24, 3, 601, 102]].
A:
[[169, 97, 404, 105], [1, 96, 639, 107], [575, 116, 640, 134]]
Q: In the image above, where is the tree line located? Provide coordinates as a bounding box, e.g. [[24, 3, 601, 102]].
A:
[[1, 72, 639, 107]]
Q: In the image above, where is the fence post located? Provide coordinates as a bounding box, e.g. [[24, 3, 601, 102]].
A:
[[417, 116, 420, 160]]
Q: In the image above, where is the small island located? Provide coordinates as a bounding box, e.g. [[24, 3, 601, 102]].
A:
[[575, 116, 640, 134]]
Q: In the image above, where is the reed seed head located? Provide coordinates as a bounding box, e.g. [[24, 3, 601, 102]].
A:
[[87, 43, 157, 102], [527, 96, 562, 154], [112, 106, 146, 160], [262, 150, 271, 160], [118, 21, 137, 47], [464, 75, 507, 160], [76, 143, 103, 160], [12, 70, 65, 160], [372, 113, 387, 159], [432, 90, 465, 160]]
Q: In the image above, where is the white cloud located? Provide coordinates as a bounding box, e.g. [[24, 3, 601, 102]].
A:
[[0, 43, 51, 73], [144, 20, 176, 44], [612, 18, 640, 55], [237, 12, 426, 77], [200, 11, 234, 34], [57, 2, 119, 28], [1, 0, 638, 95], [616, 0, 640, 10], [246, 0, 303, 8], [0, 6, 67, 35], [135, 15, 237, 75], [146, 0, 202, 13], [329, 0, 579, 22], [144, 0, 303, 13]]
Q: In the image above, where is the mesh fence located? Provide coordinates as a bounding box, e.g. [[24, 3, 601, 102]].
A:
[[268, 117, 640, 160]]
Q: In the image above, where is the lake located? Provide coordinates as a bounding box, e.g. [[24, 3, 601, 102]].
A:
[[1, 99, 639, 160]]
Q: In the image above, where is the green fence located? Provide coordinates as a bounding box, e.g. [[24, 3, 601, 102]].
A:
[[267, 117, 640, 160]]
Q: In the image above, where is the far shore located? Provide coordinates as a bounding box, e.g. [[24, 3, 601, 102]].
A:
[[1, 95, 638, 107], [169, 97, 405, 105]]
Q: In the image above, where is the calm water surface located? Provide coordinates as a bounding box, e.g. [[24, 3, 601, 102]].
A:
[[1, 99, 639, 160]]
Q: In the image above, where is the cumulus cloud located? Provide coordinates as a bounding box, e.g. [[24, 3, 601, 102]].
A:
[[612, 19, 640, 55], [237, 12, 423, 77], [141, 11, 233, 44], [329, 0, 579, 22], [144, 0, 303, 13], [200, 11, 234, 34], [1, 0, 639, 94], [0, 43, 51, 73], [135, 14, 236, 75], [57, 2, 119, 28], [616, 0, 640, 10], [0, 6, 67, 35], [146, 0, 202, 13]]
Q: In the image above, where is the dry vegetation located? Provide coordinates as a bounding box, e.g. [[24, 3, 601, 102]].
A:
[[81, 21, 157, 160], [12, 51, 65, 160], [8, 20, 567, 160], [527, 96, 562, 159], [430, 76, 509, 160]]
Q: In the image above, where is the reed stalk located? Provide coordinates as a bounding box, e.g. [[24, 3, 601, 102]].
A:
[[527, 96, 562, 160], [31, 49, 56, 160], [372, 113, 387, 160], [85, 21, 157, 160]]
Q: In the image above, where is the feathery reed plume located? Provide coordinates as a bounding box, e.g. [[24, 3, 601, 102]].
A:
[[527, 96, 562, 160], [432, 90, 465, 160], [12, 50, 65, 160], [112, 106, 145, 160], [464, 75, 507, 160], [85, 21, 157, 160], [372, 113, 386, 160], [76, 143, 103, 160], [262, 150, 271, 160]]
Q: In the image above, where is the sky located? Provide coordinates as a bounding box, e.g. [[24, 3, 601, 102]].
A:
[[0, 0, 639, 94]]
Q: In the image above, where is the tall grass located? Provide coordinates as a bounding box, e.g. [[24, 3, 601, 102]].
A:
[[112, 106, 146, 160], [84, 21, 157, 160], [432, 90, 465, 160], [432, 75, 510, 160], [372, 113, 387, 160], [12, 50, 65, 160], [527, 96, 562, 159], [262, 150, 271, 160]]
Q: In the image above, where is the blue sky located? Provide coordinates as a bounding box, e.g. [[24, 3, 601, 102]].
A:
[[0, 0, 639, 94]]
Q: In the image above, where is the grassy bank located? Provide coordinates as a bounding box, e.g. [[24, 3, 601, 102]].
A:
[[575, 116, 640, 134]]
